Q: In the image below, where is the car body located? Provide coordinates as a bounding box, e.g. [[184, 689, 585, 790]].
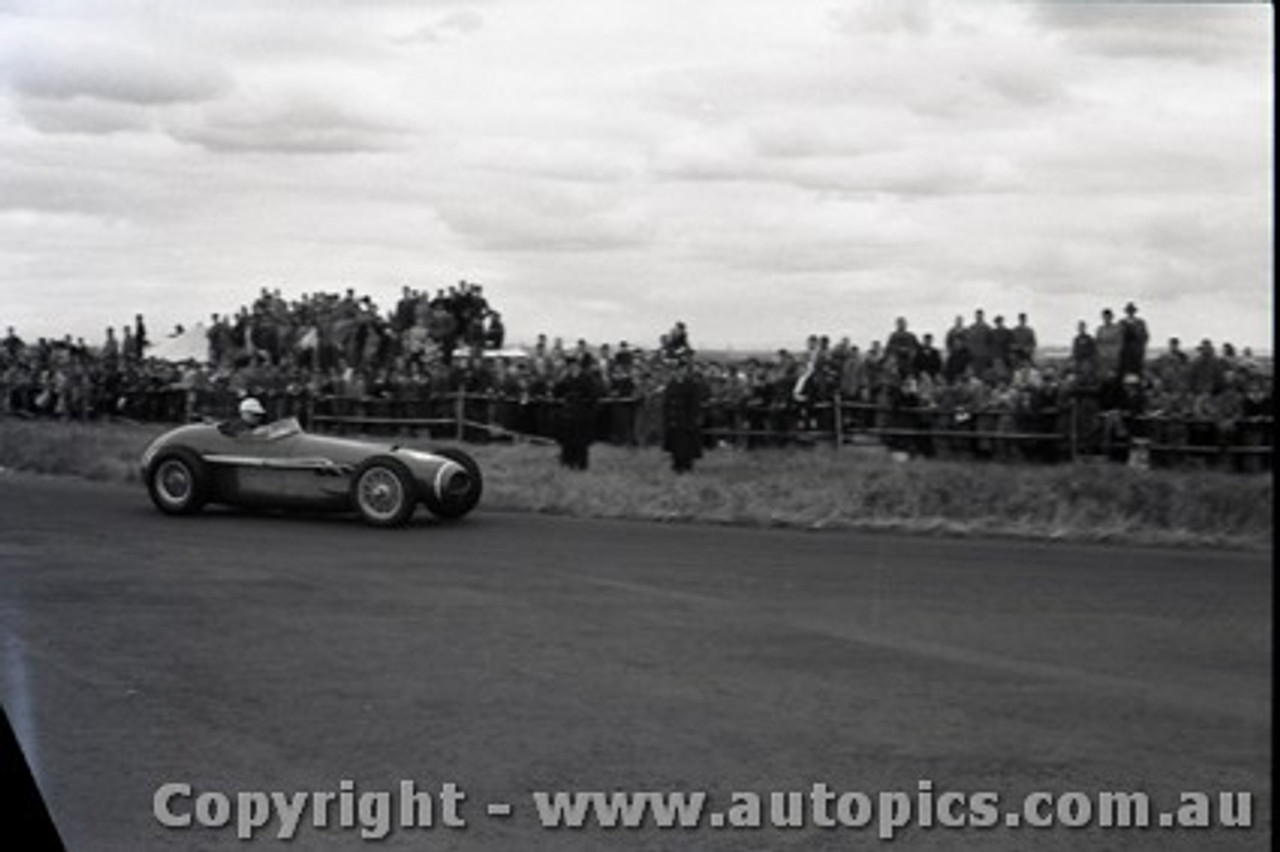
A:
[[140, 417, 482, 526]]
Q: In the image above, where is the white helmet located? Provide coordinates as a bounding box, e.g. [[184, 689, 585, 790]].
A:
[[239, 397, 266, 422]]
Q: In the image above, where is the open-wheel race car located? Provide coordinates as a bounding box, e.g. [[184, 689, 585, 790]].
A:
[[140, 417, 482, 527]]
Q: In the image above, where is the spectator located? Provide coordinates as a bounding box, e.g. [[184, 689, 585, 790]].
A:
[[1100, 373, 1148, 462], [885, 317, 919, 378], [121, 326, 136, 365], [134, 313, 149, 361], [1151, 338, 1189, 393], [393, 286, 417, 333], [1187, 340, 1223, 396], [965, 309, 993, 375], [663, 321, 691, 358], [484, 312, 506, 350], [553, 355, 603, 470], [1220, 342, 1239, 368], [101, 327, 120, 372], [2, 327, 23, 361], [1118, 302, 1149, 376], [1071, 320, 1098, 384], [1094, 308, 1123, 381], [942, 316, 969, 383], [914, 333, 942, 380], [662, 356, 706, 473], [990, 315, 1013, 373], [1011, 313, 1037, 366]]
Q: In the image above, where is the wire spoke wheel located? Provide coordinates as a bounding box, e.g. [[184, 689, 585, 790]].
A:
[[352, 459, 416, 526]]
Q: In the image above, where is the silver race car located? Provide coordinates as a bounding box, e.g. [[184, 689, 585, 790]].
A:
[[140, 417, 482, 527]]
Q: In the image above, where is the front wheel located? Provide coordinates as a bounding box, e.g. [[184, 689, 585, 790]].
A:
[[351, 457, 418, 527], [146, 448, 209, 515]]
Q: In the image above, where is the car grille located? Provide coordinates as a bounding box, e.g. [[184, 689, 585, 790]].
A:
[[443, 469, 472, 499]]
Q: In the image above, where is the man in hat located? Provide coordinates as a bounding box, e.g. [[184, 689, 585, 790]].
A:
[[553, 355, 603, 470], [1118, 301, 1149, 377]]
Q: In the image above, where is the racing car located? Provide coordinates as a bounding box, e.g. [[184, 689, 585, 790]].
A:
[[140, 417, 482, 527]]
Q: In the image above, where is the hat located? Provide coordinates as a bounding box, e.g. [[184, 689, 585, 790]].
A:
[[1122, 373, 1141, 386], [1124, 302, 1137, 313], [240, 397, 265, 417]]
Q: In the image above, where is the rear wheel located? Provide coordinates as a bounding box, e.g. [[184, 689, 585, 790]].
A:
[[351, 457, 418, 527], [146, 448, 209, 515], [424, 447, 483, 520]]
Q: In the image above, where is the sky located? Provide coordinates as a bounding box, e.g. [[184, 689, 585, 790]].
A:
[[0, 0, 1272, 352]]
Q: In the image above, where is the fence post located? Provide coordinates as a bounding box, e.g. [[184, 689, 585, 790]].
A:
[[833, 393, 844, 449], [1069, 396, 1078, 461], [454, 391, 465, 442]]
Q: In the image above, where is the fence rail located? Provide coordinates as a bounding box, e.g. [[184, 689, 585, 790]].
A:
[[2, 385, 1271, 471]]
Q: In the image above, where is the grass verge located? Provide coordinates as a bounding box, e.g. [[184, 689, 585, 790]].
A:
[[0, 417, 1270, 549]]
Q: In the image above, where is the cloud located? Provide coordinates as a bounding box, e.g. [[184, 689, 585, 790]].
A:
[[1032, 1, 1267, 64], [434, 180, 656, 253], [167, 91, 409, 154], [8, 40, 229, 105], [0, 142, 181, 221], [394, 8, 485, 44], [827, 0, 937, 38], [15, 96, 153, 136], [464, 136, 642, 184]]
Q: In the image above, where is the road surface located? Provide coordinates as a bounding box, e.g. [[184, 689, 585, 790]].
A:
[[0, 473, 1270, 850]]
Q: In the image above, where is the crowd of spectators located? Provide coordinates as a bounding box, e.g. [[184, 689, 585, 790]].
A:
[[1, 286, 1272, 469]]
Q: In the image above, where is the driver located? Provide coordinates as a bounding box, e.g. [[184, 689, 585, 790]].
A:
[[224, 396, 268, 436]]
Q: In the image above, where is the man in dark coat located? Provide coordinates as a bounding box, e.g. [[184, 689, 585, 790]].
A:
[[965, 309, 993, 375], [989, 315, 1013, 371], [553, 356, 603, 470], [662, 357, 706, 473], [1011, 313, 1037, 367], [914, 333, 942, 380], [1118, 301, 1149, 377]]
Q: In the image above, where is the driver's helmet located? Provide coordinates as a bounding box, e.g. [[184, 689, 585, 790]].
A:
[[239, 397, 266, 426]]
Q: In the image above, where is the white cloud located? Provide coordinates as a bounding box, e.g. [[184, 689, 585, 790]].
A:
[[1032, 1, 1266, 63], [15, 96, 153, 136], [167, 93, 410, 155], [7, 37, 230, 105]]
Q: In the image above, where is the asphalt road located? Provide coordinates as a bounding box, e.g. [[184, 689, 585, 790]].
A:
[[0, 473, 1270, 851]]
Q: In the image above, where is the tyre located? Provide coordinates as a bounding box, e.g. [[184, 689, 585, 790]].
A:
[[423, 447, 483, 520], [146, 448, 209, 516], [351, 457, 418, 527]]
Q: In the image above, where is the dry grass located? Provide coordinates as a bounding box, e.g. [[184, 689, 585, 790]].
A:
[[0, 418, 158, 483], [466, 442, 1271, 549], [0, 418, 1270, 549]]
